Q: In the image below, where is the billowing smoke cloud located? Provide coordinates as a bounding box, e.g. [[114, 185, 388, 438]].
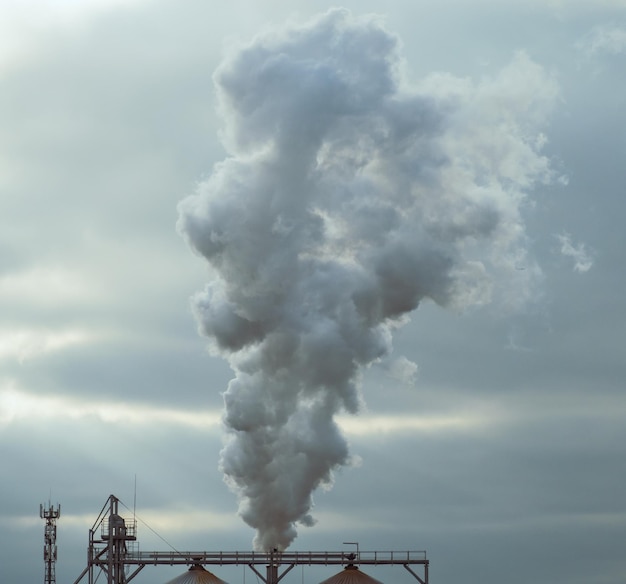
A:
[[177, 9, 558, 550]]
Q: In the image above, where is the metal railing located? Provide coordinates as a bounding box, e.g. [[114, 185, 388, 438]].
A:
[[90, 549, 427, 566], [100, 518, 137, 540]]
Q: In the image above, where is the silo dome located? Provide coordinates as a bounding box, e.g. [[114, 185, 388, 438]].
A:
[[319, 565, 383, 584], [163, 564, 229, 584]]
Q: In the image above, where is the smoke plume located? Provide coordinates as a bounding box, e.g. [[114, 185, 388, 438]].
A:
[[178, 9, 557, 550]]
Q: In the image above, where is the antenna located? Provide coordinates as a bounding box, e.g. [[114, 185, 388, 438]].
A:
[[40, 501, 61, 584], [133, 474, 137, 523]]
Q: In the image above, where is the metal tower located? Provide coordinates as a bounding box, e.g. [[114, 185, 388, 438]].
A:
[[71, 494, 429, 584], [40, 502, 61, 584], [72, 494, 138, 584]]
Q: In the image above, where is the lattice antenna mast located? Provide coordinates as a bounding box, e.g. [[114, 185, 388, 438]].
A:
[[40, 502, 61, 584]]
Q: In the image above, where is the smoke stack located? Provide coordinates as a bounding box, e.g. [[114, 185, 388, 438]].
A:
[[178, 8, 557, 550]]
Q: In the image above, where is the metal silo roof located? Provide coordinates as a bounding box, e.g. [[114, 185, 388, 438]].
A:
[[319, 565, 384, 584], [163, 564, 229, 584]]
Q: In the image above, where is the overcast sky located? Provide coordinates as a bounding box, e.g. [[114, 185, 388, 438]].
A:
[[1, 1, 624, 584]]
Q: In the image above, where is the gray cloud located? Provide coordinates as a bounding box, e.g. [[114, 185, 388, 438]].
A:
[[577, 23, 626, 56], [0, 1, 625, 584]]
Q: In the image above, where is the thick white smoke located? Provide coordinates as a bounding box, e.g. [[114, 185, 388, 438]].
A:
[[177, 9, 558, 550]]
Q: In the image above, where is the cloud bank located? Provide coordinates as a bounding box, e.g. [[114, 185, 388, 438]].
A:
[[178, 8, 559, 550]]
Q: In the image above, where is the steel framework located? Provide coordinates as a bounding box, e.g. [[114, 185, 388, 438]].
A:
[[72, 495, 429, 584]]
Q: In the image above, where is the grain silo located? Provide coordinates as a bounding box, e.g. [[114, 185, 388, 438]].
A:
[[163, 564, 228, 584], [319, 563, 384, 584]]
